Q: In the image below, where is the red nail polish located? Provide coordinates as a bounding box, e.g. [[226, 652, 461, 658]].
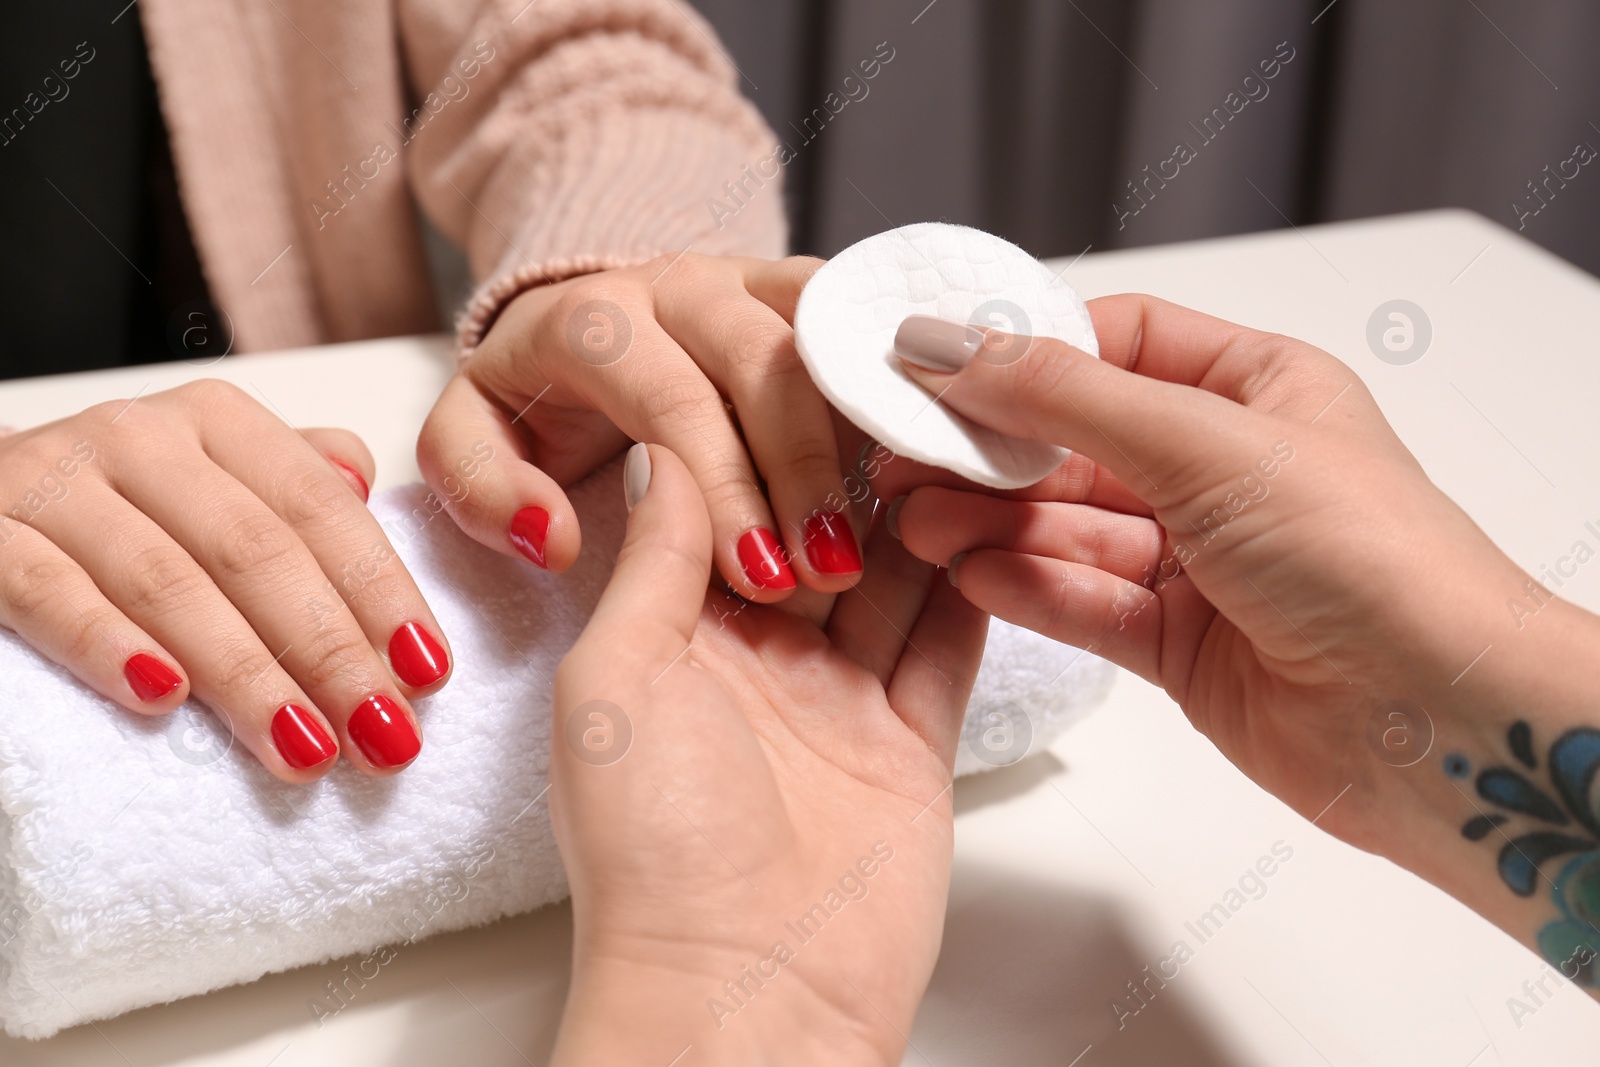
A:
[[738, 528, 797, 590], [389, 621, 449, 688], [271, 704, 337, 769], [332, 460, 370, 503], [348, 694, 421, 768], [509, 506, 550, 568], [803, 511, 863, 575], [125, 653, 182, 702]]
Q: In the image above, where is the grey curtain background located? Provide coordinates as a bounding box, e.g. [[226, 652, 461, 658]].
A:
[[687, 0, 1600, 276]]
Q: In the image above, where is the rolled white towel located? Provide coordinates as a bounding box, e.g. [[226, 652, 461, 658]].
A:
[[0, 458, 1112, 1039]]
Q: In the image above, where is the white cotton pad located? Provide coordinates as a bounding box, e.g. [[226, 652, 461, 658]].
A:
[[794, 222, 1098, 489]]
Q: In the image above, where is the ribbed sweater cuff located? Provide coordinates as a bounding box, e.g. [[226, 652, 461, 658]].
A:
[[453, 106, 787, 363]]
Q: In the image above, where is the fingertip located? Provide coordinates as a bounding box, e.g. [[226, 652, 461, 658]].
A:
[[888, 487, 966, 569], [508, 498, 582, 573], [348, 754, 419, 779], [122, 651, 188, 714], [271, 762, 336, 785], [343, 693, 423, 776], [257, 702, 339, 780], [622, 441, 652, 511], [330, 459, 370, 503], [885, 495, 906, 540], [726, 525, 799, 603], [416, 372, 586, 571], [780, 507, 864, 594], [585, 443, 713, 644], [946, 551, 969, 589], [631, 444, 710, 531], [302, 427, 376, 500], [120, 692, 187, 717], [507, 504, 552, 568], [387, 620, 454, 697]]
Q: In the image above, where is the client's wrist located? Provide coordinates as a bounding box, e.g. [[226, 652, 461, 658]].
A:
[[552, 944, 898, 1067]]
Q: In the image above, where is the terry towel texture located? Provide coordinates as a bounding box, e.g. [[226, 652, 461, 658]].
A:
[[0, 459, 1113, 1039]]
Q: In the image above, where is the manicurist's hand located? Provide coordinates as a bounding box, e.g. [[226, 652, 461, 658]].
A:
[[0, 381, 449, 780], [418, 255, 877, 602], [884, 295, 1600, 992], [547, 444, 988, 1065]]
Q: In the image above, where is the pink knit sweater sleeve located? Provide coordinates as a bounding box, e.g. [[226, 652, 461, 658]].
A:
[[396, 0, 789, 359]]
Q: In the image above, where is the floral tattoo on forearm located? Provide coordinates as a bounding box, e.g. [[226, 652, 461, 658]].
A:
[[1449, 720, 1600, 984]]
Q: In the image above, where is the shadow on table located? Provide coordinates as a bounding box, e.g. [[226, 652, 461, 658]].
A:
[[953, 751, 1068, 819], [912, 863, 1243, 1067]]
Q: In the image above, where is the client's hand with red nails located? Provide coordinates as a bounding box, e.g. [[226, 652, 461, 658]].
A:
[[883, 296, 1600, 995], [0, 380, 450, 781], [417, 255, 874, 605], [546, 444, 988, 1065]]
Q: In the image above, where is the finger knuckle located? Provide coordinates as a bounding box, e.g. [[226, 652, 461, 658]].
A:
[[59, 604, 116, 662], [644, 251, 710, 288], [78, 396, 164, 442], [175, 378, 252, 414], [781, 439, 843, 488], [1047, 452, 1099, 505], [640, 372, 725, 431], [1083, 517, 1146, 578], [1243, 334, 1349, 404], [694, 454, 759, 517], [124, 545, 207, 617], [1105, 519, 1162, 579], [276, 462, 361, 530], [545, 284, 640, 367], [1054, 504, 1107, 565], [554, 276, 635, 319], [79, 399, 134, 431], [0, 440, 64, 493], [717, 314, 794, 375], [1106, 582, 1156, 646], [1012, 339, 1077, 398], [209, 643, 282, 696], [210, 511, 298, 581], [637, 252, 677, 279], [0, 554, 72, 626], [298, 626, 375, 691], [1040, 568, 1077, 638]]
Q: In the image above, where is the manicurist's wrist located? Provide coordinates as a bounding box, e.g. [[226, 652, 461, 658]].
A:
[[1419, 597, 1600, 795], [1338, 597, 1600, 979], [552, 952, 899, 1067]]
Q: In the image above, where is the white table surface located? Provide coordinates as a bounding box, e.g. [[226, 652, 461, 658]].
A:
[[2, 210, 1596, 1065]]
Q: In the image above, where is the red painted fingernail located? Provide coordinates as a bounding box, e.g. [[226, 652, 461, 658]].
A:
[[271, 704, 337, 769], [737, 528, 796, 590], [389, 621, 449, 688], [509, 506, 550, 568], [803, 511, 862, 575], [125, 652, 182, 702], [348, 694, 421, 768], [331, 460, 370, 503]]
